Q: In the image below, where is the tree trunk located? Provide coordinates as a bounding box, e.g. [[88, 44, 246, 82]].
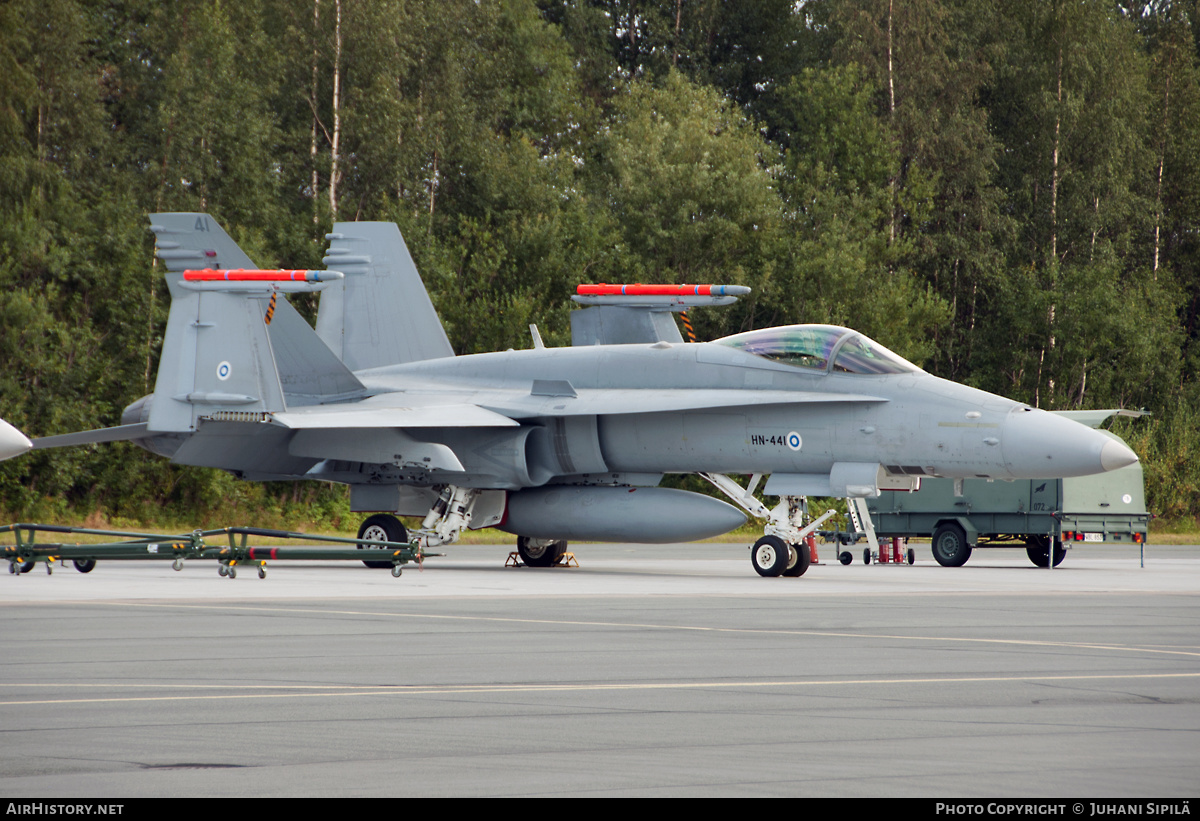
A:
[[328, 0, 342, 222], [672, 0, 682, 68], [1050, 40, 1062, 265], [886, 0, 897, 246], [1154, 69, 1171, 278], [311, 0, 321, 228]]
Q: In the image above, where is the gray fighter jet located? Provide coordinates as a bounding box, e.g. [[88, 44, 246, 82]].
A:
[[9, 213, 1138, 577]]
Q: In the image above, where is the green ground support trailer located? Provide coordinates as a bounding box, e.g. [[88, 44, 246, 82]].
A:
[[864, 422, 1149, 568]]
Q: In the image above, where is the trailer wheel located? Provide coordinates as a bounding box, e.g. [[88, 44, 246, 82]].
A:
[[1025, 536, 1065, 567], [72, 559, 96, 574], [839, 551, 853, 566], [863, 547, 871, 565], [931, 523, 972, 567]]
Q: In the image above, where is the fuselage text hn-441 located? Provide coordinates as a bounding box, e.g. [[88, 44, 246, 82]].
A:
[[0, 214, 1137, 577]]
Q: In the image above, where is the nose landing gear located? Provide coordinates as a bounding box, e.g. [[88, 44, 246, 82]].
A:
[[701, 473, 836, 578]]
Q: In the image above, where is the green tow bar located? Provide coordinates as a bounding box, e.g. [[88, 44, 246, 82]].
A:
[[1, 523, 427, 579]]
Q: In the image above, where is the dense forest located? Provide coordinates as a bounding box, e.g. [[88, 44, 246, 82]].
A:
[[2, 0, 1200, 527]]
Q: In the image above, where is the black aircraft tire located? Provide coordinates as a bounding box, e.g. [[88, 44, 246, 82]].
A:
[[751, 535, 790, 577], [782, 542, 811, 577], [17, 559, 35, 574], [931, 523, 972, 567], [1025, 536, 1066, 567], [73, 559, 96, 574], [517, 536, 565, 568], [357, 514, 407, 569]]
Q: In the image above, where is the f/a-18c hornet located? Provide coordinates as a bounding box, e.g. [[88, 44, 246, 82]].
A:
[[0, 213, 1137, 577]]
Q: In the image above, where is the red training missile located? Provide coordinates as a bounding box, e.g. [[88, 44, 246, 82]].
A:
[[183, 269, 341, 282], [576, 283, 750, 297]]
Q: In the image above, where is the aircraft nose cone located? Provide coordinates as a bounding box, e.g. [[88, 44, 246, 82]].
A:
[[1001, 409, 1135, 479], [0, 418, 32, 461], [1100, 438, 1138, 472]]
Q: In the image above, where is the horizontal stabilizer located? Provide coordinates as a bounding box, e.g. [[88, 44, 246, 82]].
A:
[[31, 423, 151, 450], [480, 389, 887, 419]]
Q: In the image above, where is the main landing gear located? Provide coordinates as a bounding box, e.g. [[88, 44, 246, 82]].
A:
[[701, 473, 836, 578], [357, 515, 407, 569], [356, 486, 483, 568], [356, 486, 576, 571], [515, 536, 569, 568]]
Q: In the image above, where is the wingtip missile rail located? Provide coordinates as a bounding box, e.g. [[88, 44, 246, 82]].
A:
[[2, 523, 426, 579]]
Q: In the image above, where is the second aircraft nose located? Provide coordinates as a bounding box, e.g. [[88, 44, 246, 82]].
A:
[[1001, 408, 1139, 479], [1100, 437, 1139, 472]]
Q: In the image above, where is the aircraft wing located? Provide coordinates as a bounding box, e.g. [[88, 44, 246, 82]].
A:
[[270, 404, 519, 429], [477, 389, 888, 419], [1052, 409, 1148, 429], [268, 403, 520, 472]]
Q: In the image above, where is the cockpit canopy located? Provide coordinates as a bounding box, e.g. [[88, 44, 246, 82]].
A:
[[713, 324, 920, 375]]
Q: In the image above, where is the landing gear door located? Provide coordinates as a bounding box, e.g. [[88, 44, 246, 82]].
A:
[[468, 490, 507, 529]]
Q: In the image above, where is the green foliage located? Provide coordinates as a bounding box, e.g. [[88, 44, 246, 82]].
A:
[[587, 72, 780, 292], [769, 65, 951, 363], [1114, 407, 1200, 525]]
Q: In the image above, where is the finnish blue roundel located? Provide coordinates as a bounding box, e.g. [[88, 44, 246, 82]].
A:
[[216, 361, 232, 381], [787, 431, 802, 451]]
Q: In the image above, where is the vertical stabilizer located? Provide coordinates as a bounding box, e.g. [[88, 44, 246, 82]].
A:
[[145, 214, 364, 433], [317, 222, 455, 370], [146, 279, 286, 432], [147, 213, 313, 353], [147, 214, 280, 432], [149, 213, 258, 271], [147, 214, 360, 427]]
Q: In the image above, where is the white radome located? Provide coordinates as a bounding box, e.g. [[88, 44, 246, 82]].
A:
[[0, 418, 32, 461]]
